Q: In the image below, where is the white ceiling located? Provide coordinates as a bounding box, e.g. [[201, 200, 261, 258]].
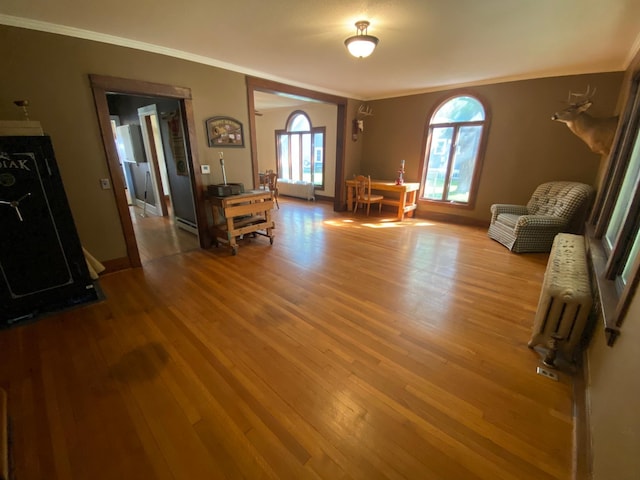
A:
[[2, 0, 640, 101]]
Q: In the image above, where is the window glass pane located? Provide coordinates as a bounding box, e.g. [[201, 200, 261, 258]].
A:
[[433, 96, 484, 123], [448, 126, 482, 202], [621, 230, 640, 287], [290, 114, 310, 132], [424, 126, 453, 200], [313, 132, 323, 187], [302, 133, 311, 183], [278, 135, 290, 180], [605, 127, 640, 251], [291, 134, 300, 179]]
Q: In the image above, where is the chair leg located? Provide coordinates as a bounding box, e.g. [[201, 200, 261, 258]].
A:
[[378, 202, 382, 213], [367, 202, 371, 216]]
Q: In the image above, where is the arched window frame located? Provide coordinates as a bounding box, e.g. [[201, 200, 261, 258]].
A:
[[418, 93, 491, 209], [287, 110, 311, 131], [276, 110, 326, 189]]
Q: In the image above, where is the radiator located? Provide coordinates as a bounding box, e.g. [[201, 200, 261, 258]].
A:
[[528, 233, 593, 360], [277, 179, 315, 201]]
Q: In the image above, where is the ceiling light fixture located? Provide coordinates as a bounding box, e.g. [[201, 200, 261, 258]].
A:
[[344, 20, 379, 58]]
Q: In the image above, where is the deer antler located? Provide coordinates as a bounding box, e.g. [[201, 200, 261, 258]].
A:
[[568, 85, 596, 106], [357, 104, 373, 117]]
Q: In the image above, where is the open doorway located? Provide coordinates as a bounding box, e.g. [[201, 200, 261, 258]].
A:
[[90, 75, 209, 268], [246, 77, 348, 210], [107, 94, 199, 264]]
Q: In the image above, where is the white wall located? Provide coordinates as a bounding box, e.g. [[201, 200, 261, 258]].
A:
[[585, 43, 640, 480], [587, 292, 640, 479]]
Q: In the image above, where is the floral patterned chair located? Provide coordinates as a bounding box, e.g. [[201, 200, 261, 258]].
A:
[[488, 181, 594, 253]]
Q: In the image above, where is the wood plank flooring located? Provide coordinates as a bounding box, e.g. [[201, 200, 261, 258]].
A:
[[0, 198, 573, 479], [129, 206, 200, 264]]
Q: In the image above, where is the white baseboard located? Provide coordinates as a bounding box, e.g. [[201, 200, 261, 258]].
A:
[[135, 198, 160, 216], [176, 217, 198, 235]]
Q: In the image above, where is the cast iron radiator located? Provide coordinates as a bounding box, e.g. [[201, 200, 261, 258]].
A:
[[528, 233, 593, 360]]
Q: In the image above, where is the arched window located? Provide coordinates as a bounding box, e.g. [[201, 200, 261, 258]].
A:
[[289, 112, 310, 132], [420, 95, 488, 206], [276, 111, 326, 188]]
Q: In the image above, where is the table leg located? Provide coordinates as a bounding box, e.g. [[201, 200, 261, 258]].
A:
[[398, 188, 407, 220], [347, 184, 354, 212], [407, 190, 417, 218], [226, 216, 237, 248]]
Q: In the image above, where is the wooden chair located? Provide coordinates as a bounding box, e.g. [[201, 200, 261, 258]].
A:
[[354, 175, 384, 215], [267, 172, 279, 209]]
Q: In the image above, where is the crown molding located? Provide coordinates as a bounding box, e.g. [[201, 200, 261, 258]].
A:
[[0, 14, 357, 100]]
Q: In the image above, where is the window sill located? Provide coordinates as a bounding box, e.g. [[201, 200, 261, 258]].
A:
[[585, 224, 621, 346], [418, 198, 475, 210]]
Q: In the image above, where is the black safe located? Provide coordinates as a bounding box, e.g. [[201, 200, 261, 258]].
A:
[[0, 135, 97, 324]]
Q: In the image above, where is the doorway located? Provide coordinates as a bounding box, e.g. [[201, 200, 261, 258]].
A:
[[90, 75, 209, 268], [246, 76, 348, 209], [108, 94, 199, 264]]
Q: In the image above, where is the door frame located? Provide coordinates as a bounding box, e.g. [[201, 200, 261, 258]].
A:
[[245, 76, 348, 211], [138, 104, 169, 217], [89, 74, 209, 268]]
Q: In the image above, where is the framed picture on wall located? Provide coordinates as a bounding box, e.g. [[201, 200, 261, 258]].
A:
[[205, 116, 244, 147]]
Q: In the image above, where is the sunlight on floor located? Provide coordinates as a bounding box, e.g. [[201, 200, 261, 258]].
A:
[[324, 218, 435, 229]]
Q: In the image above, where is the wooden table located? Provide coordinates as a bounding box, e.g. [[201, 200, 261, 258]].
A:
[[346, 179, 420, 220], [206, 189, 275, 255]]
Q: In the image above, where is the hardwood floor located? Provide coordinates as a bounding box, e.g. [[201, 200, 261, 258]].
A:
[[0, 198, 574, 479], [129, 206, 200, 264]]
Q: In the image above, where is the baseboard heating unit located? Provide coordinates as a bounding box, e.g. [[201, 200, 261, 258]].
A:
[[278, 179, 315, 201], [528, 233, 593, 361], [176, 217, 198, 235]]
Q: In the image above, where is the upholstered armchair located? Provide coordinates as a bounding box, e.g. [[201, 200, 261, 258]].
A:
[[488, 181, 594, 253]]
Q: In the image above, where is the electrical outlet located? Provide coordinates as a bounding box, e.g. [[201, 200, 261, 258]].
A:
[[99, 178, 111, 190], [201, 164, 211, 174], [536, 366, 559, 381]]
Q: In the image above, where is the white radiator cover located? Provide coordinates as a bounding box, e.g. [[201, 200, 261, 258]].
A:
[[278, 179, 315, 201], [528, 233, 593, 359]]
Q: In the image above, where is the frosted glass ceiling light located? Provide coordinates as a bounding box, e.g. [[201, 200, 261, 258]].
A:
[[344, 21, 379, 58]]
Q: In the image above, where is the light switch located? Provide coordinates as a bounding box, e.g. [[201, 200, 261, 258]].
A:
[[100, 178, 111, 190], [201, 164, 211, 174]]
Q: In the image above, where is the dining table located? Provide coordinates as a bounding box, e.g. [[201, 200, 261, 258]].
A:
[[345, 178, 420, 221]]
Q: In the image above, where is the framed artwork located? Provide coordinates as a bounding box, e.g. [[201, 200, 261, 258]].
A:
[[205, 116, 244, 147]]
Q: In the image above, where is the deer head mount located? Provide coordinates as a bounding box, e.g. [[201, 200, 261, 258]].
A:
[[352, 104, 374, 141], [551, 86, 619, 156], [357, 104, 373, 118]]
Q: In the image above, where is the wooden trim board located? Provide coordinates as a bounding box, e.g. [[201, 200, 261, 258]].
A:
[[572, 351, 591, 479], [0, 387, 7, 480]]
